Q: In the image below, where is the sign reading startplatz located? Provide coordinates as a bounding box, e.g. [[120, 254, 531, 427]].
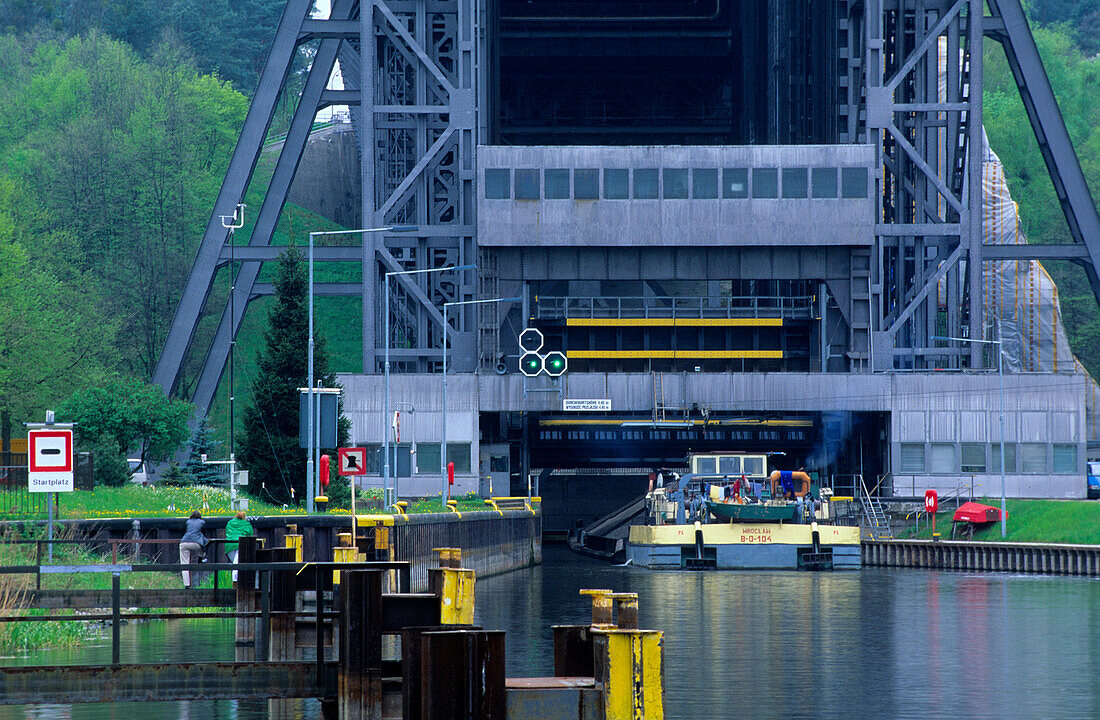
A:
[[28, 428, 74, 493]]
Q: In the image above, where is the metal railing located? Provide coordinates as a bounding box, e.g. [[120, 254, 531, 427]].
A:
[[535, 294, 815, 320], [0, 467, 46, 519]]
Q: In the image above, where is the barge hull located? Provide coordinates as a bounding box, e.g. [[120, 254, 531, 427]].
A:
[[627, 523, 861, 570]]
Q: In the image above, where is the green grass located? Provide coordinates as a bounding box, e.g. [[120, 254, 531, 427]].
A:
[[49, 484, 488, 520], [899, 497, 1100, 544]]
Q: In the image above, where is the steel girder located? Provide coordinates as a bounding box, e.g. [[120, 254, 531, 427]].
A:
[[154, 0, 481, 415], [152, 0, 316, 397], [866, 0, 984, 370], [984, 0, 1100, 307]]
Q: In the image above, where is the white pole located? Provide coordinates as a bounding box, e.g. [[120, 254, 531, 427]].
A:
[[306, 232, 315, 513], [383, 276, 391, 506], [998, 335, 1006, 538], [442, 303, 449, 504]]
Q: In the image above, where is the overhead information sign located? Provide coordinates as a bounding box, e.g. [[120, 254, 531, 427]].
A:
[[563, 399, 611, 412], [28, 428, 74, 493]]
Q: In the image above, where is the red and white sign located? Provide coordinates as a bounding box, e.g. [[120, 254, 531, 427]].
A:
[[28, 429, 74, 493], [337, 447, 367, 476], [392, 411, 400, 443], [924, 489, 938, 514]]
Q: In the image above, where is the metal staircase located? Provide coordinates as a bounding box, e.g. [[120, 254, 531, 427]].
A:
[[860, 475, 893, 539]]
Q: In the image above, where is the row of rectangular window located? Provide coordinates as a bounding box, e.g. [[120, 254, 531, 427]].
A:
[[899, 442, 1077, 474], [355, 442, 472, 477], [484, 167, 870, 201]]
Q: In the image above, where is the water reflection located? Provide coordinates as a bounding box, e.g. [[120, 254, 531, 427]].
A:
[[3, 548, 1099, 719], [475, 547, 1100, 720]]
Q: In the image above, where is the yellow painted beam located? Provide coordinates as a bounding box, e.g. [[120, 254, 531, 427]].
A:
[[566, 349, 783, 360], [565, 317, 783, 327]]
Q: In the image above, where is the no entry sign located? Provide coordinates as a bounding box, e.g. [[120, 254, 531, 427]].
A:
[[28, 428, 74, 493]]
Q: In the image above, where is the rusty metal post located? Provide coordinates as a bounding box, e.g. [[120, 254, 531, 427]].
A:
[[266, 547, 298, 662], [256, 570, 271, 662], [611, 593, 639, 630], [339, 569, 383, 720], [236, 536, 260, 662], [579, 589, 615, 627], [111, 572, 120, 665], [553, 625, 594, 677], [420, 630, 506, 720]]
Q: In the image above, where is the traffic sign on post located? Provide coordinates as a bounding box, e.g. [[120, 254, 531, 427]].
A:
[[519, 328, 544, 353], [544, 351, 568, 377], [520, 352, 544, 377], [338, 447, 368, 476], [28, 429, 74, 493]]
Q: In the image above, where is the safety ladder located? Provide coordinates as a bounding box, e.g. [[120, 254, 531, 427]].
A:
[[860, 475, 893, 539]]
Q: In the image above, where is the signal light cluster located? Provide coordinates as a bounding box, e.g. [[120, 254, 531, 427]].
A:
[[518, 328, 567, 377]]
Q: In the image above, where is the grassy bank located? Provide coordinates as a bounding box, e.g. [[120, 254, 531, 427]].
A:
[[0, 529, 196, 654], [898, 498, 1100, 544], [47, 485, 487, 520]]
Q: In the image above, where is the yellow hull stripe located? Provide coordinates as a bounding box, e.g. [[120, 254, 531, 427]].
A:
[[566, 349, 783, 359], [565, 317, 783, 327]]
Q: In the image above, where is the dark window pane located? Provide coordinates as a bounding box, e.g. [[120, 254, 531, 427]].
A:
[[604, 169, 629, 199], [544, 169, 570, 199], [782, 168, 808, 198], [811, 167, 838, 198], [693, 168, 718, 199], [633, 168, 659, 199], [722, 168, 749, 198], [446, 443, 472, 473], [841, 167, 868, 198], [484, 169, 510, 199], [752, 168, 778, 198], [663, 168, 688, 199], [515, 169, 540, 199], [574, 169, 599, 199], [415, 442, 440, 474]]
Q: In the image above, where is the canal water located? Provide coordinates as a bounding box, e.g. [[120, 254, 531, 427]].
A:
[[3, 546, 1099, 719]]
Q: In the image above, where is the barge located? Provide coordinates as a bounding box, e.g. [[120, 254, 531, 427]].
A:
[[626, 452, 861, 570]]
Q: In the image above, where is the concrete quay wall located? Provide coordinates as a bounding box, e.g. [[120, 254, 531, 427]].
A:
[[863, 539, 1100, 576]]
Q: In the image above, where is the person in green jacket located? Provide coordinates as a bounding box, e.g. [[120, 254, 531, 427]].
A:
[[224, 510, 255, 585]]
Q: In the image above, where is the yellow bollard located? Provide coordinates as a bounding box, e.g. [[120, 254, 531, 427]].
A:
[[332, 532, 356, 585], [579, 588, 616, 627], [284, 531, 303, 563], [594, 629, 664, 720], [430, 548, 474, 624]]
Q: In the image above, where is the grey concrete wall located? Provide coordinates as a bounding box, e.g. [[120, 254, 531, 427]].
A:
[[338, 370, 1088, 498], [477, 145, 875, 247]]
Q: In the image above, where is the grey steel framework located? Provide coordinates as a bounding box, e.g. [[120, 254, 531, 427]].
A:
[[153, 0, 481, 412], [155, 0, 1100, 413]]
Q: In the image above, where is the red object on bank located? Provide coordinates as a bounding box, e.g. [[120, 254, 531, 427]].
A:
[[447, 461, 455, 486], [924, 489, 938, 514], [320, 454, 330, 488], [952, 501, 1003, 524]]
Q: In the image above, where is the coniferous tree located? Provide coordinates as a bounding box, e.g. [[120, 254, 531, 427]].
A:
[[183, 417, 223, 486], [238, 249, 346, 505]]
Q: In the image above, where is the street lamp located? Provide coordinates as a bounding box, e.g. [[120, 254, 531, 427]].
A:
[[307, 225, 417, 513], [384, 264, 475, 507], [442, 296, 521, 502], [933, 333, 1007, 538]]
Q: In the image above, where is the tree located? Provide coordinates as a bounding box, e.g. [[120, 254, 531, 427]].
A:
[[59, 376, 192, 476], [238, 249, 347, 505], [183, 416, 223, 485]]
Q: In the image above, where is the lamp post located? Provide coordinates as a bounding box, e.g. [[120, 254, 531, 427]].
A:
[[307, 225, 417, 513], [934, 333, 1007, 538], [442, 296, 521, 502], [384, 264, 475, 506]]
